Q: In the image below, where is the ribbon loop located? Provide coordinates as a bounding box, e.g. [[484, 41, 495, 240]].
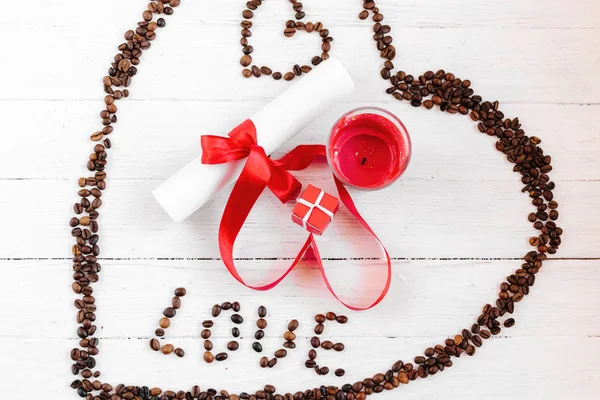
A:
[[200, 120, 392, 311], [201, 120, 301, 204], [201, 120, 257, 164]]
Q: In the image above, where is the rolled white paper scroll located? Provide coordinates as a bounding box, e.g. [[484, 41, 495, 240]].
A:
[[153, 57, 355, 222]]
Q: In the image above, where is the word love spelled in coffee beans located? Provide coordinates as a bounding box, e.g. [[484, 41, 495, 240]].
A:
[[69, 0, 562, 399]]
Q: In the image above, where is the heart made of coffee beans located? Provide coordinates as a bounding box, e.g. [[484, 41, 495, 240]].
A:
[[239, 0, 333, 81], [69, 1, 562, 399]]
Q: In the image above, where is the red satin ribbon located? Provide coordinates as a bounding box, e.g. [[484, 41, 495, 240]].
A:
[[201, 120, 392, 311]]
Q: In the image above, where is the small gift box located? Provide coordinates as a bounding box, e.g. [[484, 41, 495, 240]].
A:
[[292, 184, 340, 235]]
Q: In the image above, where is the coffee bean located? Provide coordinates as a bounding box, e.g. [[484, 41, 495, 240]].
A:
[[504, 318, 515, 328], [163, 307, 176, 318], [285, 320, 298, 332], [255, 330, 265, 340], [414, 356, 425, 364], [172, 297, 181, 309], [326, 312, 336, 321], [315, 314, 326, 324], [174, 348, 185, 358], [284, 72, 295, 81], [268, 358, 278, 368], [201, 329, 211, 339], [202, 320, 214, 328], [319, 367, 329, 375], [336, 315, 348, 324], [465, 345, 476, 356], [462, 329, 473, 341], [150, 339, 160, 351], [90, 132, 104, 142], [309, 349, 317, 360], [215, 353, 228, 362], [232, 327, 240, 337], [258, 306, 267, 318], [283, 341, 296, 349], [159, 317, 171, 329], [321, 341, 334, 350], [314, 324, 324, 334], [204, 340, 213, 351], [227, 341, 239, 351], [212, 304, 221, 317], [222, 302, 232, 310], [274, 349, 287, 358], [284, 331, 296, 341], [231, 314, 243, 324], [256, 318, 267, 329], [333, 343, 345, 352], [253, 342, 263, 353], [161, 344, 174, 355], [311, 337, 321, 348], [203, 351, 215, 364], [174, 288, 186, 297], [260, 357, 269, 368], [305, 360, 317, 368]]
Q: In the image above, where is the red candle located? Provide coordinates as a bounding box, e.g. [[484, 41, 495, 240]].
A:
[[327, 107, 411, 190]]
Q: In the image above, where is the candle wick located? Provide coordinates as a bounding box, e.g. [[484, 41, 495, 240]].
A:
[[361, 157, 367, 165]]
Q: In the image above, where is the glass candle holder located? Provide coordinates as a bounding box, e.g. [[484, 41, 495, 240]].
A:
[[326, 107, 411, 190]]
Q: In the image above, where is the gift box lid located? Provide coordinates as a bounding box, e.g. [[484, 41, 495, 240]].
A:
[[302, 184, 340, 214]]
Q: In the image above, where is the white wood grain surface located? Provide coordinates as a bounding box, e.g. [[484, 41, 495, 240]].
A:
[[0, 1, 599, 399]]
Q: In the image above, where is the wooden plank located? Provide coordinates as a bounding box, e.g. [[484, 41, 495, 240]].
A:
[[0, 260, 597, 338], [0, 179, 589, 258], [0, 25, 598, 102], [2, 336, 599, 399], [0, 101, 598, 181], [4, 0, 598, 29]]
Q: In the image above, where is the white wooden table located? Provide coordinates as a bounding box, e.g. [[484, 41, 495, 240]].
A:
[[0, 1, 599, 398]]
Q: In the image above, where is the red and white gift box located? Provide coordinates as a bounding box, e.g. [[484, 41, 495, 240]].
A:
[[291, 184, 340, 235]]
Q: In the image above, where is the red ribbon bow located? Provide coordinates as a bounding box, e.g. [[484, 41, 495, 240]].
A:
[[201, 120, 391, 311]]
